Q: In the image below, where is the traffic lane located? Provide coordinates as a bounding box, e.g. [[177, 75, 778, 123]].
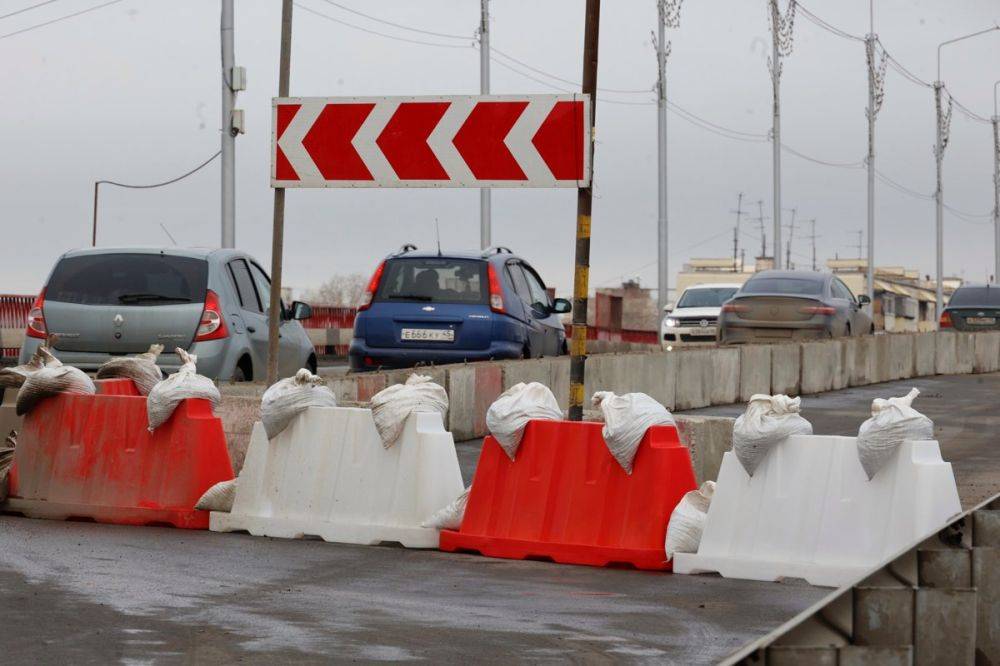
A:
[[0, 517, 826, 664], [681, 372, 1000, 509]]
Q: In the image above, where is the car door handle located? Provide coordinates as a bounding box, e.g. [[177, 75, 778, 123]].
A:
[[246, 326, 256, 333]]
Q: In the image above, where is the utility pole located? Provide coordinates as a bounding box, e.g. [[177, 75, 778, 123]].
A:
[[654, 0, 681, 314], [479, 0, 491, 250], [730, 192, 744, 272], [754, 199, 768, 261], [864, 0, 884, 309], [806, 218, 819, 271], [568, 0, 600, 422], [852, 229, 864, 259], [993, 80, 999, 282], [768, 0, 795, 270], [783, 207, 797, 269], [267, 0, 293, 386], [221, 0, 236, 249]]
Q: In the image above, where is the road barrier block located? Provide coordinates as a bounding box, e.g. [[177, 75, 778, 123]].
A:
[[673, 434, 961, 586], [439, 420, 697, 570], [210, 407, 464, 548], [5, 379, 234, 528]]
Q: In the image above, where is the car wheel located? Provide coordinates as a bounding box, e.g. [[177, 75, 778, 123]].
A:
[[232, 365, 248, 382], [233, 355, 252, 382]]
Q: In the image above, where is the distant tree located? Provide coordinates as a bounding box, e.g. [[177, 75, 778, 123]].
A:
[[306, 273, 367, 307]]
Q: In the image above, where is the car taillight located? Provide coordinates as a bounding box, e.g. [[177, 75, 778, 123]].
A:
[[359, 261, 386, 311], [800, 305, 836, 316], [939, 311, 953, 329], [487, 264, 505, 313], [25, 289, 47, 339], [194, 290, 228, 342], [721, 302, 748, 313]]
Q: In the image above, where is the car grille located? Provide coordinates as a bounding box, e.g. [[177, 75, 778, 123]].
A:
[[675, 317, 717, 327]]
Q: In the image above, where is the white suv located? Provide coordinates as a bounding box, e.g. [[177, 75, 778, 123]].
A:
[[661, 283, 741, 350]]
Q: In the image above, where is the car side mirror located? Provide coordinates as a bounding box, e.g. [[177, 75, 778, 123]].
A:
[[289, 300, 312, 321], [663, 302, 675, 314], [858, 294, 871, 305], [551, 298, 572, 314]]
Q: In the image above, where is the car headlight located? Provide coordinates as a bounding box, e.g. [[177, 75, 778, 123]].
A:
[[664, 317, 678, 328]]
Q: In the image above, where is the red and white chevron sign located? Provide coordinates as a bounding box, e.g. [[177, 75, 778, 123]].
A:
[[271, 95, 591, 188]]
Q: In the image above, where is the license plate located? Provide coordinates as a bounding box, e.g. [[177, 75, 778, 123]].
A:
[[967, 317, 996, 325], [688, 328, 716, 337], [401, 328, 454, 342]]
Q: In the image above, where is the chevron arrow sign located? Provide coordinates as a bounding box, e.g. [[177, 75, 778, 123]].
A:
[[271, 95, 591, 188]]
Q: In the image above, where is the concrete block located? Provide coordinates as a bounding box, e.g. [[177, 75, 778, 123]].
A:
[[501, 357, 551, 391], [872, 334, 890, 384], [935, 333, 958, 375], [888, 334, 915, 381], [914, 332, 936, 377], [770, 344, 801, 396], [974, 331, 1000, 374], [0, 328, 25, 350], [739, 345, 771, 402], [710, 347, 740, 406], [583, 353, 676, 410], [831, 340, 850, 390], [305, 328, 327, 347], [548, 356, 570, 411], [446, 363, 503, 441], [674, 350, 712, 410], [355, 373, 388, 402], [850, 336, 875, 387], [326, 377, 359, 404], [955, 332, 975, 374], [801, 341, 835, 394], [674, 415, 734, 485]]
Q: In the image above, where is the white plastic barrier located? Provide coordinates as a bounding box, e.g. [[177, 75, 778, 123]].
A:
[[210, 406, 464, 548], [673, 435, 961, 587]]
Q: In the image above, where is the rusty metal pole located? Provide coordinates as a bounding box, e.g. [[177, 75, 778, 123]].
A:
[[568, 0, 600, 421], [267, 0, 293, 386]]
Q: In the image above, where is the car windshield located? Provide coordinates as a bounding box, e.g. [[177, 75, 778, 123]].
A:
[[677, 287, 739, 308], [741, 277, 823, 296], [948, 287, 1000, 307], [46, 253, 208, 306], [376, 258, 487, 305]]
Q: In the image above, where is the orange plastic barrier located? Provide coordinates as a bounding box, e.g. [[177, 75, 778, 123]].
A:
[[5, 379, 233, 529], [439, 420, 697, 570]]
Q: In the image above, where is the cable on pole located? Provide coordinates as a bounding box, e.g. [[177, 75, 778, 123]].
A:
[[795, 1, 865, 42], [295, 2, 474, 49], [98, 151, 222, 190], [313, 0, 471, 40], [0, 0, 122, 40], [0, 0, 64, 21]]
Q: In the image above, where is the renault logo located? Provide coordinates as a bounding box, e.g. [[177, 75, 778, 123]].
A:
[[113, 314, 124, 326], [422, 306, 435, 312]]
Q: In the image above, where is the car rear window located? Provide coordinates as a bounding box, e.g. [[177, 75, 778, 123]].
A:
[[46, 253, 208, 306], [948, 287, 1000, 307], [376, 258, 486, 305], [677, 287, 738, 308], [741, 277, 823, 296]]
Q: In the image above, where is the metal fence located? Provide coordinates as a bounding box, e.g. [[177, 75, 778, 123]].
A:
[[0, 294, 32, 358]]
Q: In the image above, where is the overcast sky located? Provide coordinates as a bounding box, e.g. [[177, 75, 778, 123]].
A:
[[2, 0, 999, 297]]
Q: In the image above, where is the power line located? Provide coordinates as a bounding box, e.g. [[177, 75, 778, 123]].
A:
[[0, 0, 64, 21], [948, 90, 992, 124], [795, 1, 865, 42], [0, 0, 122, 40], [491, 47, 651, 94], [295, 2, 473, 49], [98, 151, 221, 189], [780, 143, 865, 168], [313, 0, 471, 41], [876, 40, 934, 89]]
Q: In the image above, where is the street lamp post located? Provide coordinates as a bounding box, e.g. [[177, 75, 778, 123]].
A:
[[935, 26, 1000, 319], [993, 80, 1000, 282]]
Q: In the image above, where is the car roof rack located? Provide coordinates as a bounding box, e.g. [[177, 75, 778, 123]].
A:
[[481, 246, 513, 257], [394, 243, 418, 256]]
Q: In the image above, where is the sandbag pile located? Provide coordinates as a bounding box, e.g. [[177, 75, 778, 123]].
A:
[[592, 391, 675, 474], [857, 388, 934, 480], [0, 345, 61, 390], [195, 478, 237, 513], [370, 374, 448, 448], [732, 394, 813, 476], [261, 368, 337, 439], [422, 486, 470, 531], [16, 353, 96, 416], [664, 480, 715, 561], [146, 348, 220, 431], [485, 382, 563, 460], [96, 343, 165, 395]]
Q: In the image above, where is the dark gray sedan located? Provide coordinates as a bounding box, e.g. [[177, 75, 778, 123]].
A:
[[940, 284, 1000, 331], [719, 270, 873, 344]]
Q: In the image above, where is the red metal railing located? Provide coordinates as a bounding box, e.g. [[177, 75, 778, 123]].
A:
[[306, 306, 357, 330], [565, 324, 659, 346], [0, 295, 32, 357]]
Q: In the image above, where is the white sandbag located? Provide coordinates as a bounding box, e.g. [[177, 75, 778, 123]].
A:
[[16, 364, 96, 416], [485, 382, 563, 460], [665, 480, 716, 561], [370, 374, 448, 448], [592, 391, 676, 474], [0, 431, 15, 503], [857, 387, 934, 480], [146, 348, 220, 431], [0, 345, 60, 389], [421, 486, 470, 530], [96, 343, 164, 395], [733, 394, 813, 477], [195, 478, 237, 512], [260, 368, 337, 439]]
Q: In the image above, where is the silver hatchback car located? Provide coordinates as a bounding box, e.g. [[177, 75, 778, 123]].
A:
[[18, 247, 316, 381]]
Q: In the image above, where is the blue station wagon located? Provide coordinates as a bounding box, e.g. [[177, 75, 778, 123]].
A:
[[349, 246, 571, 371]]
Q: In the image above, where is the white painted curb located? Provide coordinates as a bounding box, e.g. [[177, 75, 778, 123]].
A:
[[673, 435, 961, 587], [210, 406, 464, 548]]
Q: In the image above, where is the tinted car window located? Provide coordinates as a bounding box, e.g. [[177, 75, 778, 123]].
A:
[[507, 264, 533, 303], [677, 287, 739, 308], [741, 277, 823, 296], [376, 258, 486, 304], [521, 264, 551, 308], [249, 263, 273, 312], [949, 287, 1000, 307], [229, 259, 262, 313], [832, 279, 854, 301], [46, 253, 207, 306]]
